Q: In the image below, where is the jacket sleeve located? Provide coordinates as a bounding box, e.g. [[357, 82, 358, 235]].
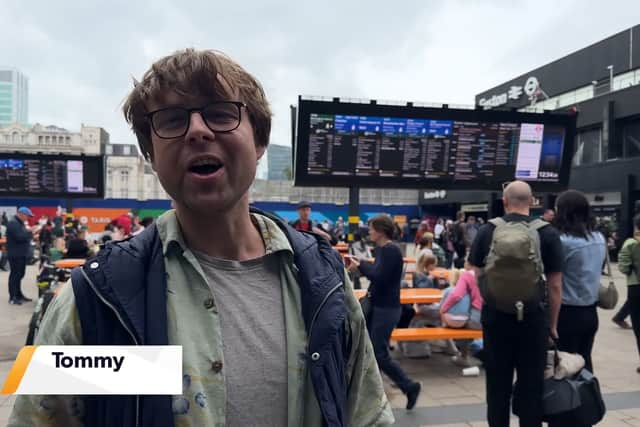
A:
[[343, 274, 394, 426], [7, 281, 83, 427], [618, 239, 633, 276]]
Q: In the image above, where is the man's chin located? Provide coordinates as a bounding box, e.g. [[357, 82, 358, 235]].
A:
[[179, 194, 247, 216]]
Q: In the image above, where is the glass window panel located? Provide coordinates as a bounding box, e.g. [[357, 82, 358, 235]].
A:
[[575, 128, 601, 165], [622, 119, 640, 158]]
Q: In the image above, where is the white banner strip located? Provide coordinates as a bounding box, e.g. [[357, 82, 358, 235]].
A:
[[9, 346, 182, 395]]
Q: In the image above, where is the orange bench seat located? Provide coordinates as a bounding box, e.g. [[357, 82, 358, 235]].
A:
[[390, 327, 482, 342]]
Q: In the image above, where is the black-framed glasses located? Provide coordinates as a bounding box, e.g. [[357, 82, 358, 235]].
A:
[[146, 101, 246, 139]]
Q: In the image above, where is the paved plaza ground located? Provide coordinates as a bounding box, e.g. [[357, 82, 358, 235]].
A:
[[1, 264, 639, 426]]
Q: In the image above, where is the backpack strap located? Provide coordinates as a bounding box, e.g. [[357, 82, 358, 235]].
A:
[[489, 218, 507, 227], [528, 218, 549, 231]]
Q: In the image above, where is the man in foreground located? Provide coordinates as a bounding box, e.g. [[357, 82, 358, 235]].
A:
[[469, 181, 563, 427], [9, 48, 392, 427]]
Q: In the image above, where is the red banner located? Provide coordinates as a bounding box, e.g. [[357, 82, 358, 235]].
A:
[[28, 207, 59, 226], [72, 208, 130, 233]]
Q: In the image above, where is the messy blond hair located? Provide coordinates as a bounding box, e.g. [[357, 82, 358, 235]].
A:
[[416, 253, 437, 274], [123, 48, 272, 160]]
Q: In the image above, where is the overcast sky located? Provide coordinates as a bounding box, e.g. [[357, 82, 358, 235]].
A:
[[1, 0, 638, 149]]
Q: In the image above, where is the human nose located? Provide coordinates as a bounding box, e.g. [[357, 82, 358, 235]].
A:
[[184, 111, 215, 144]]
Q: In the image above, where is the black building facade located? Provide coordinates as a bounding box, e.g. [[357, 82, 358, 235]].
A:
[[422, 25, 640, 239]]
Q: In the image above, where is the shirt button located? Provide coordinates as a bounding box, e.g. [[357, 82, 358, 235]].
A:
[[211, 361, 223, 373], [204, 298, 215, 309]]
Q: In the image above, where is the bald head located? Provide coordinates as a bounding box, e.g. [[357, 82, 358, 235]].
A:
[[503, 181, 533, 214]]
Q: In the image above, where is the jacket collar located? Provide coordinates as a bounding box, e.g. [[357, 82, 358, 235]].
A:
[[155, 208, 295, 258]]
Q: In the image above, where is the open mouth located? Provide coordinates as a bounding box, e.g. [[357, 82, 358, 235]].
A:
[[188, 158, 223, 176]]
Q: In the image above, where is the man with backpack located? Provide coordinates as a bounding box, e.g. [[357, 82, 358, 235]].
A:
[[9, 49, 392, 427], [469, 181, 563, 427]]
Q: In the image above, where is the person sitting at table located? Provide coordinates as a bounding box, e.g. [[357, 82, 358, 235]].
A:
[[48, 237, 66, 262], [64, 229, 90, 259], [402, 254, 458, 357], [440, 258, 483, 367], [416, 233, 447, 268], [413, 253, 438, 289], [413, 254, 457, 323], [348, 233, 372, 290]]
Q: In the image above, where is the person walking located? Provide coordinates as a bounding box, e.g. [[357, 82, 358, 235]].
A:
[[469, 181, 563, 427], [465, 215, 479, 247], [434, 218, 445, 245], [38, 219, 53, 267], [613, 203, 640, 329], [542, 209, 555, 222], [6, 207, 35, 305], [442, 220, 455, 268], [453, 211, 468, 268], [618, 213, 640, 374], [348, 214, 422, 410]]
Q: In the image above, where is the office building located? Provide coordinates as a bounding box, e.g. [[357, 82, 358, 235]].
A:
[[0, 68, 28, 127], [267, 144, 292, 180]]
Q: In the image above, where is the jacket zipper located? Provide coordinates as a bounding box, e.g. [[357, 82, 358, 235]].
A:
[[307, 280, 343, 352], [80, 268, 142, 427]]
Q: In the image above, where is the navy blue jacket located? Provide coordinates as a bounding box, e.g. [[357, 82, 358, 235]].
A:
[[71, 208, 349, 427], [6, 215, 32, 258]]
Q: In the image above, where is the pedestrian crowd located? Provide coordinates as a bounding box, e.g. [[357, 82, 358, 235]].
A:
[[1, 208, 153, 305], [3, 47, 640, 427]]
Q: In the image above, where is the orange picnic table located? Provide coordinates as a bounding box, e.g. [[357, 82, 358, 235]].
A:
[[340, 254, 416, 264], [353, 288, 442, 304], [54, 259, 86, 269]]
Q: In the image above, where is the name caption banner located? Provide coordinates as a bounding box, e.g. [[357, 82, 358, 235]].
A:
[[2, 346, 182, 395]]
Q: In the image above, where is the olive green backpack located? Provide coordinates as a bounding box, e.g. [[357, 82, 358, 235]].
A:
[[480, 218, 548, 319]]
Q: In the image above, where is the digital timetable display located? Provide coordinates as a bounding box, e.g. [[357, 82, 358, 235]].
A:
[[294, 99, 576, 191], [0, 153, 105, 198]]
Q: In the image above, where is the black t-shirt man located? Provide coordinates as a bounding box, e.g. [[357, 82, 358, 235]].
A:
[[469, 213, 563, 274], [469, 212, 563, 427]]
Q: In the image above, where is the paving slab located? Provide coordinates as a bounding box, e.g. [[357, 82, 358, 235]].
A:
[[1, 264, 639, 425]]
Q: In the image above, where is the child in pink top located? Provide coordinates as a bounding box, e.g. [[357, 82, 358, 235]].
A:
[[440, 266, 483, 315], [440, 260, 484, 367]]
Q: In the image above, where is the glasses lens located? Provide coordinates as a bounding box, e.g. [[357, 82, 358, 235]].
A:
[[202, 103, 240, 132], [152, 108, 189, 138]]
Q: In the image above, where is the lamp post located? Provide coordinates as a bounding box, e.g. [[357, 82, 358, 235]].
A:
[[607, 65, 614, 92]]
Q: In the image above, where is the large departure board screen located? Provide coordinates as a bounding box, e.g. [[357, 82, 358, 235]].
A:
[[0, 153, 104, 198], [295, 99, 576, 191]]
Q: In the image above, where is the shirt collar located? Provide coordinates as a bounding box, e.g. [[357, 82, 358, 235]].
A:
[[156, 210, 294, 257]]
